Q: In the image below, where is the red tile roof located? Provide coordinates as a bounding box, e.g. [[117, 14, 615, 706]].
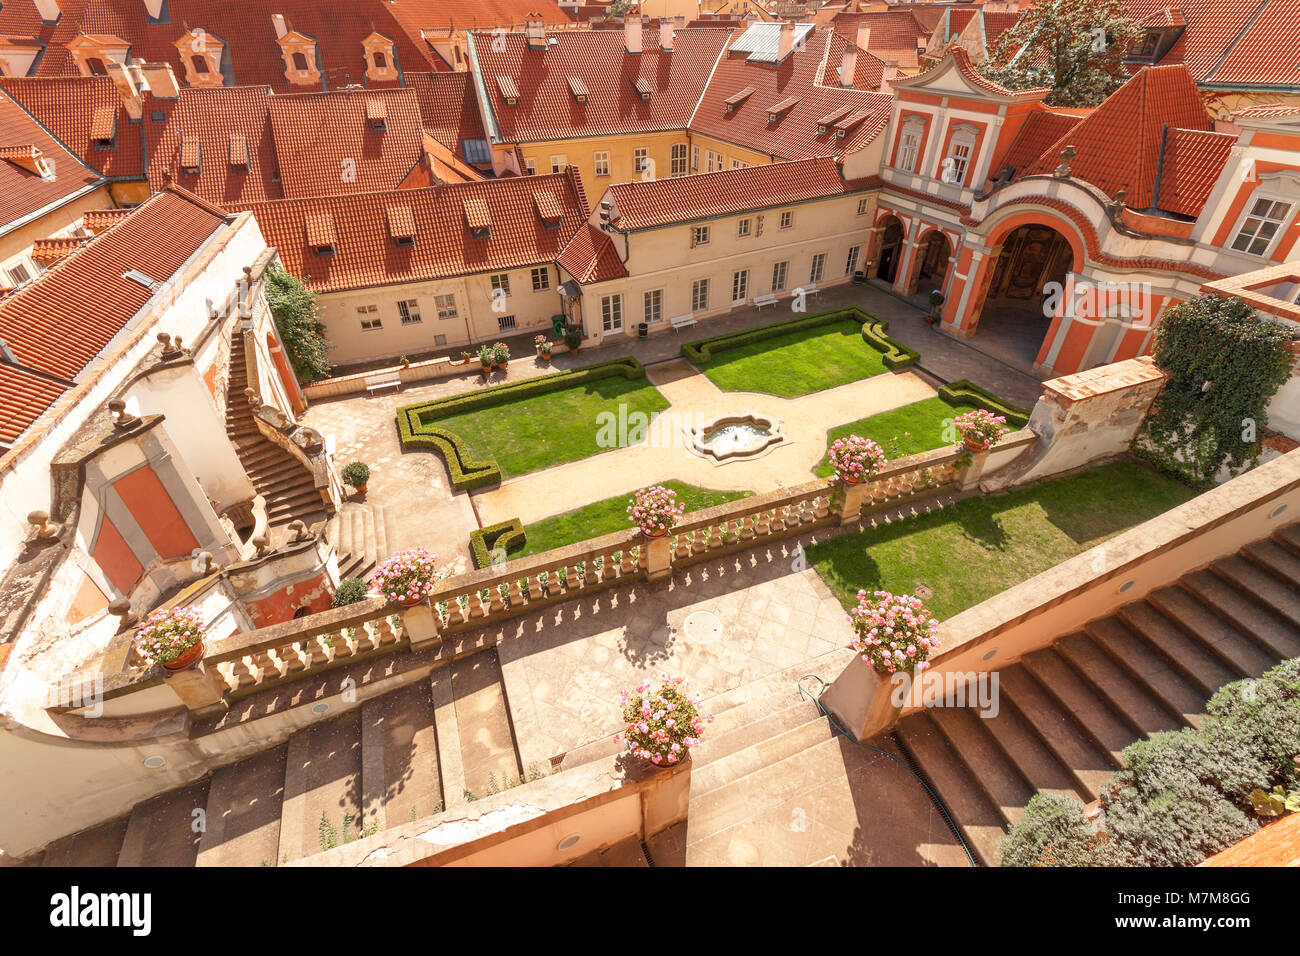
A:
[[903, 46, 1049, 99], [0, 187, 228, 383], [826, 10, 932, 68], [557, 222, 627, 284], [0, 76, 144, 181], [1202, 0, 1300, 90], [0, 89, 103, 235], [407, 72, 488, 157], [605, 156, 876, 231], [386, 0, 573, 33], [231, 169, 589, 293], [821, 31, 889, 92], [471, 27, 732, 142], [1022, 65, 1226, 215], [0, 363, 69, 448], [692, 30, 893, 161], [1156, 127, 1238, 217], [998, 108, 1087, 175]]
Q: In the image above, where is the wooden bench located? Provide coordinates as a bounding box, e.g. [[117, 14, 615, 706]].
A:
[[364, 371, 402, 394], [670, 313, 697, 332], [753, 292, 779, 310], [800, 284, 822, 299]]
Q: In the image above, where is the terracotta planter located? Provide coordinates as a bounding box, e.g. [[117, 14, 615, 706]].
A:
[[162, 640, 205, 673], [396, 595, 425, 608], [963, 435, 991, 453], [641, 528, 670, 539], [354, 483, 367, 495], [839, 474, 863, 486], [645, 752, 690, 773]]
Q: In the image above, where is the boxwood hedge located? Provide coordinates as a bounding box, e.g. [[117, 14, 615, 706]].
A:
[[938, 379, 1032, 428], [469, 518, 527, 569], [680, 307, 919, 370]]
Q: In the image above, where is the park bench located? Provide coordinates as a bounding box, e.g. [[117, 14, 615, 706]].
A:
[[670, 313, 697, 332], [364, 370, 402, 394], [753, 292, 779, 310]]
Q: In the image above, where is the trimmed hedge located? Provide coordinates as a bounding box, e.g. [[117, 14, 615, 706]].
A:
[[680, 307, 918, 369], [469, 518, 527, 569], [397, 356, 649, 492], [938, 379, 1031, 429]]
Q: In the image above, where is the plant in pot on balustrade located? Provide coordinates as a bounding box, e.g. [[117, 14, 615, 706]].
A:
[[134, 605, 207, 672], [847, 589, 940, 677], [829, 434, 887, 485], [627, 484, 686, 539], [952, 408, 1009, 453], [534, 334, 553, 362], [341, 460, 370, 495], [369, 547, 438, 608], [614, 675, 713, 770]]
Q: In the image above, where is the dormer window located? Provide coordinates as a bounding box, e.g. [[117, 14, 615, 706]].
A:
[[724, 86, 754, 114], [366, 98, 387, 131], [278, 30, 321, 86], [2, 144, 55, 179], [363, 31, 398, 83], [67, 34, 130, 78], [387, 204, 416, 248], [174, 29, 224, 87], [464, 194, 492, 238], [180, 135, 201, 174], [633, 77, 652, 102], [91, 105, 117, 148], [497, 75, 520, 106], [229, 134, 249, 170], [767, 96, 799, 124], [567, 76, 588, 104], [306, 210, 337, 257], [533, 189, 564, 229], [817, 105, 852, 135], [292, 52, 308, 71], [834, 110, 871, 140]]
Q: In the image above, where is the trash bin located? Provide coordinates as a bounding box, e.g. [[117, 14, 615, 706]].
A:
[[551, 315, 566, 337], [638, 322, 649, 338]]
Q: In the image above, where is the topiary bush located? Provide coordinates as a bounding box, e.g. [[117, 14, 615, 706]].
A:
[[1134, 294, 1296, 487], [469, 519, 527, 569], [332, 577, 369, 607], [938, 380, 1031, 429], [999, 793, 1107, 867], [341, 461, 370, 488]]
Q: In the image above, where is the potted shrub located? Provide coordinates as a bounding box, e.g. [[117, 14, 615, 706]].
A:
[[614, 675, 713, 769], [332, 577, 369, 607], [399, 355, 411, 368], [134, 605, 206, 672], [627, 485, 686, 538], [492, 341, 510, 369], [341, 460, 370, 494], [927, 290, 945, 324], [953, 409, 1009, 453], [369, 547, 438, 607], [828, 434, 887, 485], [534, 334, 553, 361], [564, 328, 582, 353], [847, 589, 941, 676]]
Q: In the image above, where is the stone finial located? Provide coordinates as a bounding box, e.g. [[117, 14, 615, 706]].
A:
[[26, 510, 60, 543], [287, 519, 311, 543], [157, 331, 184, 359], [108, 398, 140, 430], [206, 297, 219, 321], [109, 597, 138, 629], [1105, 187, 1127, 222], [196, 550, 217, 574], [253, 534, 271, 557], [1053, 144, 1076, 179], [244, 387, 260, 408]]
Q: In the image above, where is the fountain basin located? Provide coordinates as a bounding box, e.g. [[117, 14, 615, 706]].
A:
[[686, 412, 786, 464]]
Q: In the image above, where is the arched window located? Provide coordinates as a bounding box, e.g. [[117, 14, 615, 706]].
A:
[[292, 51, 309, 72], [942, 124, 977, 185]]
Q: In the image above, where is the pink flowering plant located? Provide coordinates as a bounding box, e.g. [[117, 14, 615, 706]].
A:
[[615, 675, 713, 767], [533, 334, 553, 356], [953, 409, 1009, 449], [133, 605, 205, 667], [627, 485, 686, 537], [369, 547, 438, 604], [829, 434, 887, 484], [847, 589, 941, 675]]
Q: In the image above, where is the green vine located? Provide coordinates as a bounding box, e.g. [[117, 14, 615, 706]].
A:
[[1134, 294, 1295, 488], [266, 264, 332, 383]]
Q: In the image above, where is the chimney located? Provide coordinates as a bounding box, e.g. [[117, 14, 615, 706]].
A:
[[139, 62, 180, 99], [840, 44, 857, 88], [856, 22, 871, 53], [659, 17, 675, 52], [105, 61, 142, 120], [778, 21, 795, 61], [626, 14, 644, 55], [525, 19, 547, 51], [143, 0, 163, 18], [880, 60, 899, 96], [271, 13, 288, 39], [33, 0, 60, 21]]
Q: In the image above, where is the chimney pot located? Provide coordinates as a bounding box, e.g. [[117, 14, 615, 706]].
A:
[[856, 22, 871, 52], [659, 17, 675, 51], [33, 0, 61, 22], [626, 14, 644, 55]]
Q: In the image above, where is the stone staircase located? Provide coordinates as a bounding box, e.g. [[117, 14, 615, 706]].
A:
[[29, 650, 527, 867], [325, 503, 397, 582], [224, 330, 326, 535], [892, 523, 1300, 866]]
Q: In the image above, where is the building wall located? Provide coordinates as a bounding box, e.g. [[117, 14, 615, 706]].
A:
[[0, 184, 114, 289], [517, 130, 692, 188]]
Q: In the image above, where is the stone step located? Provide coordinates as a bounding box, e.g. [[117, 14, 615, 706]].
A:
[[695, 698, 825, 768], [1273, 524, 1300, 560], [277, 712, 364, 864], [893, 716, 1007, 865], [449, 650, 522, 798], [117, 779, 210, 867], [1211, 554, 1300, 629], [1180, 570, 1300, 661], [1083, 617, 1210, 722], [373, 504, 392, 564], [1145, 586, 1282, 679], [691, 705, 833, 795], [1242, 538, 1300, 589], [360, 681, 443, 833], [997, 665, 1117, 801], [926, 706, 1035, 826], [196, 744, 288, 867], [1019, 648, 1141, 764], [40, 817, 128, 867], [975, 686, 1089, 803], [1053, 632, 1188, 735]]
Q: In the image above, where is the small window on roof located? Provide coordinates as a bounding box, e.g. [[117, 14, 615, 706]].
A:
[[366, 98, 388, 131], [461, 139, 492, 165]]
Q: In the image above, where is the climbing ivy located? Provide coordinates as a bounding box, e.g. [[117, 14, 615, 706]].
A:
[[266, 264, 332, 384], [1134, 294, 1295, 487]]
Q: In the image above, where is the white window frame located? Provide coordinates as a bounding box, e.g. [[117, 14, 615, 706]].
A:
[[810, 253, 826, 284], [732, 269, 749, 304], [771, 260, 788, 292], [671, 143, 688, 177], [524, 157, 538, 176], [845, 245, 861, 276], [357, 304, 381, 330], [691, 225, 710, 246], [490, 273, 511, 296], [634, 148, 649, 174], [1230, 194, 1294, 257], [397, 299, 422, 325], [779, 210, 793, 230], [691, 278, 709, 312], [737, 217, 752, 238], [644, 288, 662, 324], [601, 293, 623, 333], [434, 294, 458, 319], [856, 197, 870, 215], [594, 151, 610, 177], [896, 117, 924, 173], [942, 124, 977, 185], [531, 266, 551, 291], [549, 154, 567, 174]]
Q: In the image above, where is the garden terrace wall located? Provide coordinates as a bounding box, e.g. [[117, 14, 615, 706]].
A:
[[681, 307, 919, 369]]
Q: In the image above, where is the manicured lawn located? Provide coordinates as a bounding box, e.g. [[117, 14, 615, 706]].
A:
[[433, 375, 669, 478], [693, 319, 889, 397], [806, 460, 1198, 619], [812, 396, 979, 477], [517, 480, 753, 556]]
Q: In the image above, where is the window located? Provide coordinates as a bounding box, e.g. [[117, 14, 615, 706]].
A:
[[943, 125, 977, 184], [601, 293, 623, 333], [490, 273, 511, 296], [634, 148, 649, 175], [397, 299, 422, 325], [357, 304, 381, 330], [549, 154, 567, 174], [691, 278, 709, 312], [594, 151, 610, 177], [737, 218, 752, 238], [497, 314, 517, 331], [732, 269, 749, 303], [691, 145, 700, 171], [857, 198, 870, 216], [845, 245, 861, 276], [435, 294, 458, 319], [779, 211, 793, 229], [644, 289, 662, 324], [706, 150, 722, 173], [1231, 197, 1293, 256], [434, 334, 447, 346], [771, 260, 788, 292], [531, 267, 551, 291], [691, 225, 710, 246], [524, 157, 537, 176], [810, 253, 826, 284], [394, 233, 414, 249], [671, 143, 688, 177], [373, 51, 387, 69], [897, 120, 922, 172], [313, 243, 336, 258], [190, 54, 209, 76], [292, 51, 309, 72], [6, 262, 31, 287]]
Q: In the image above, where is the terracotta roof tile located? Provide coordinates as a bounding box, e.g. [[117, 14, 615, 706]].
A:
[[305, 210, 337, 247], [0, 364, 68, 448], [0, 89, 103, 235], [998, 108, 1086, 175], [82, 206, 129, 232], [386, 203, 417, 239], [1203, 0, 1300, 90], [1156, 127, 1238, 217], [230, 170, 588, 294], [557, 221, 627, 284], [606, 156, 875, 231], [30, 235, 88, 263]]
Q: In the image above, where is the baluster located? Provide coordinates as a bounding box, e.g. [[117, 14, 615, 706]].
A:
[[446, 595, 467, 626], [602, 551, 621, 582], [282, 642, 309, 674], [263, 648, 288, 678], [585, 556, 601, 586], [546, 568, 564, 596], [227, 655, 258, 688], [489, 584, 507, 613], [376, 615, 402, 646], [708, 523, 724, 549], [636, 545, 648, 569], [673, 532, 691, 559], [739, 514, 757, 540], [564, 563, 581, 590], [468, 590, 488, 619], [813, 494, 830, 519], [620, 548, 635, 574], [332, 627, 355, 661], [508, 578, 525, 607], [754, 509, 772, 537], [690, 528, 707, 554]]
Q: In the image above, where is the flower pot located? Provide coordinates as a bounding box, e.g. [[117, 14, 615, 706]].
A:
[[963, 435, 990, 453], [645, 752, 690, 773], [396, 595, 425, 608], [162, 640, 205, 673], [499, 360, 509, 370], [641, 528, 670, 539], [354, 483, 367, 495], [839, 474, 863, 486]]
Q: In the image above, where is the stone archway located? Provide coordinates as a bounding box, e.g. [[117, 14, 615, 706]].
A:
[[903, 230, 953, 297], [875, 216, 905, 284]]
